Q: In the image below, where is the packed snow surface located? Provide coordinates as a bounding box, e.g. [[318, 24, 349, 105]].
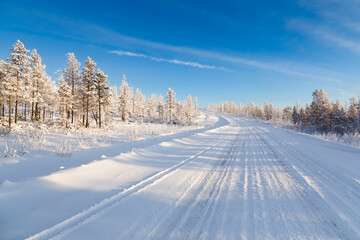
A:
[[1, 113, 360, 239]]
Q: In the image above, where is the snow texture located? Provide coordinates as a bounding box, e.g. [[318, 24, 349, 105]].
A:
[[0, 112, 360, 239]]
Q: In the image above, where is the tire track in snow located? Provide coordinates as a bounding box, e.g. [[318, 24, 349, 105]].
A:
[[190, 128, 242, 240], [155, 129, 241, 239], [25, 138, 226, 240], [121, 133, 237, 239], [125, 127, 242, 239], [252, 126, 352, 239], [262, 129, 360, 238]]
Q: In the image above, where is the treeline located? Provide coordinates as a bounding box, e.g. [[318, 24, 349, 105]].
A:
[[209, 89, 360, 135], [0, 40, 199, 130]]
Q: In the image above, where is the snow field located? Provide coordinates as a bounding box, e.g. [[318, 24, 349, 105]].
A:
[[1, 113, 360, 239]]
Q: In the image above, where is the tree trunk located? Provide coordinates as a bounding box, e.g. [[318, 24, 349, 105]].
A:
[[99, 100, 101, 128], [35, 102, 39, 121], [71, 109, 74, 124], [15, 100, 18, 123], [24, 103, 27, 121], [8, 95, 11, 129], [65, 104, 68, 128], [31, 102, 34, 121], [43, 107, 45, 122], [86, 97, 89, 128]]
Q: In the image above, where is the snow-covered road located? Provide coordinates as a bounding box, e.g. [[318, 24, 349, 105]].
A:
[[1, 114, 360, 239]]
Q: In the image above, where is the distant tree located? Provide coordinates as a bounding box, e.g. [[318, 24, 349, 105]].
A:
[[81, 57, 96, 127], [331, 100, 347, 135], [309, 89, 331, 132], [264, 101, 273, 120], [282, 106, 292, 123], [30, 49, 50, 121], [63, 53, 81, 123], [157, 94, 165, 122], [166, 88, 176, 123], [58, 75, 71, 128], [147, 94, 158, 122], [94, 69, 110, 128], [119, 75, 130, 122]]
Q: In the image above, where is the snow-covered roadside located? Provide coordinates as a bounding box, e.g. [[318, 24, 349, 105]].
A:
[[237, 115, 360, 148], [0, 112, 223, 184], [0, 112, 229, 240], [5, 113, 360, 240]]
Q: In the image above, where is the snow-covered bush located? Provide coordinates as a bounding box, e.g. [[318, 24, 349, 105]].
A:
[[56, 140, 72, 157]]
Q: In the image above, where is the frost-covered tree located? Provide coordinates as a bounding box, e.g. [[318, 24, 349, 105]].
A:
[[264, 101, 273, 121], [119, 75, 130, 122], [134, 88, 146, 122], [0, 61, 6, 118], [30, 49, 50, 121], [63, 53, 81, 123], [147, 94, 158, 122], [282, 106, 292, 123], [58, 75, 71, 128], [0, 61, 17, 128], [331, 100, 347, 135], [292, 101, 302, 127], [157, 94, 165, 122], [7, 40, 31, 124], [348, 96, 360, 132], [309, 89, 332, 132], [81, 57, 96, 127], [94, 69, 110, 128], [185, 95, 194, 124], [194, 96, 198, 117], [166, 88, 176, 123]]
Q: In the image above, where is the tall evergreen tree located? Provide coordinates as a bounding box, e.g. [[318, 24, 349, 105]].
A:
[[58, 75, 71, 128], [7, 40, 31, 124], [63, 53, 81, 123], [0, 61, 17, 128], [166, 88, 176, 123], [94, 69, 110, 128], [119, 75, 130, 122], [81, 57, 96, 128], [30, 49, 49, 121]]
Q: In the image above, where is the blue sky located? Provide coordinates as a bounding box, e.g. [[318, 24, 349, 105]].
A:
[[0, 0, 359, 107]]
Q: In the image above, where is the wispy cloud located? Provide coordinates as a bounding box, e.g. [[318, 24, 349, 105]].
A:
[[5, 6, 342, 82], [110, 50, 229, 71], [293, 1, 360, 54], [288, 19, 360, 55]]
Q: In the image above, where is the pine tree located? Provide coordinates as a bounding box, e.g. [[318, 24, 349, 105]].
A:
[[81, 57, 96, 127], [94, 69, 110, 128], [185, 95, 194, 124], [30, 49, 49, 121], [119, 75, 130, 122], [7, 40, 31, 124], [157, 94, 165, 122], [331, 100, 347, 135], [63, 53, 81, 123], [282, 106, 292, 122], [194, 96, 198, 117], [264, 101, 273, 120], [166, 88, 176, 124], [348, 96, 360, 132], [58, 75, 71, 128], [0, 61, 17, 128], [147, 94, 158, 122], [310, 89, 331, 132]]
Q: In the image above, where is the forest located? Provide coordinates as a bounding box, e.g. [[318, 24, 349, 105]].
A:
[[209, 89, 360, 136], [0, 40, 199, 130]]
